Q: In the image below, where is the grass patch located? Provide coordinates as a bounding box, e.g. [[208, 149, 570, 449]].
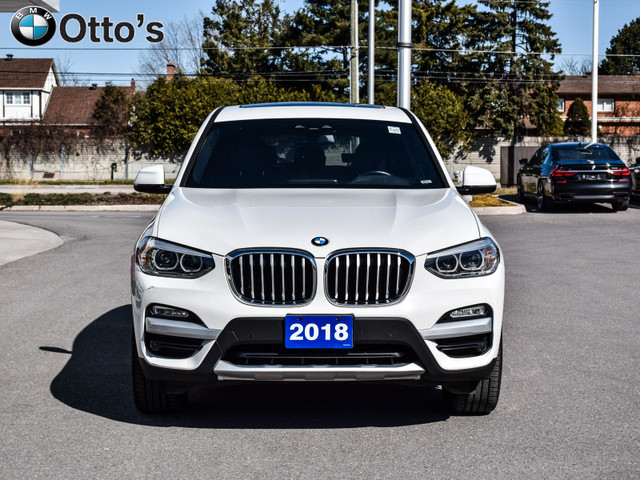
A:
[[469, 194, 516, 207]]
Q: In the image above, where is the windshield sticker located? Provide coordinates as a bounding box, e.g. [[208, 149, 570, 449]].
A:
[[388, 126, 401, 134], [421, 179, 433, 184]]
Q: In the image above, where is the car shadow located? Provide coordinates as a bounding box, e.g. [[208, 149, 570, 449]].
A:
[[46, 305, 449, 428], [499, 194, 623, 214]]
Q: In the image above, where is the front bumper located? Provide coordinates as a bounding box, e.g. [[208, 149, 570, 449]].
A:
[[136, 317, 498, 386]]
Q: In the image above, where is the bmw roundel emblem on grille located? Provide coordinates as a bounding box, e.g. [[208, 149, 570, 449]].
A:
[[312, 237, 329, 246]]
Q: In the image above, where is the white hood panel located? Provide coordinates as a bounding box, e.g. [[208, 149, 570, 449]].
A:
[[156, 188, 480, 257]]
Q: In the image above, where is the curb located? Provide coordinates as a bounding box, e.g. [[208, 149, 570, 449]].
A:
[[472, 204, 526, 215], [0, 205, 160, 212]]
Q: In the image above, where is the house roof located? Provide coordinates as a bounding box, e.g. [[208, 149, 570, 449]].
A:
[[0, 57, 55, 89], [558, 75, 640, 97], [42, 84, 135, 125]]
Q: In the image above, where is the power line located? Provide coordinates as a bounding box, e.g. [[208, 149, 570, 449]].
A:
[[2, 44, 639, 58]]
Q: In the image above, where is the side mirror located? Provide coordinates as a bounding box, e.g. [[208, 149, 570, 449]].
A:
[[456, 166, 497, 195], [134, 165, 172, 194], [519, 158, 528, 165]]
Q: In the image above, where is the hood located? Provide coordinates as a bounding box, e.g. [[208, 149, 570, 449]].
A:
[[156, 187, 481, 257]]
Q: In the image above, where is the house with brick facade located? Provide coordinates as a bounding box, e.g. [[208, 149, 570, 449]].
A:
[[557, 75, 640, 136]]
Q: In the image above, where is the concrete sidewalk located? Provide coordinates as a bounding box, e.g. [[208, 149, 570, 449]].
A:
[[0, 220, 63, 266]]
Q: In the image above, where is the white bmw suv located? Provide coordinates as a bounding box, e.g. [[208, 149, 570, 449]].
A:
[[131, 103, 504, 415]]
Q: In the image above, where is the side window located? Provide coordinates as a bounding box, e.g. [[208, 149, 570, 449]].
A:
[[538, 147, 549, 166], [529, 150, 541, 166]]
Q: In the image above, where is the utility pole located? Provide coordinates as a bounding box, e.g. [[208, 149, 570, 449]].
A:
[[591, 0, 599, 142], [397, 0, 411, 109], [367, 0, 375, 104], [350, 0, 359, 104]]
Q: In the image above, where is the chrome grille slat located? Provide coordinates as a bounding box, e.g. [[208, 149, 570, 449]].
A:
[[365, 254, 371, 302], [260, 254, 265, 301], [239, 256, 245, 296], [280, 255, 286, 303], [375, 253, 381, 302], [227, 249, 316, 306], [326, 250, 415, 306], [302, 258, 306, 299], [385, 254, 391, 301], [291, 256, 296, 302], [249, 255, 255, 299], [345, 255, 350, 302], [270, 254, 275, 302]]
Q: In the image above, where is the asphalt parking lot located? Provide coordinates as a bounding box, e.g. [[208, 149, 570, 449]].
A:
[[0, 206, 639, 479]]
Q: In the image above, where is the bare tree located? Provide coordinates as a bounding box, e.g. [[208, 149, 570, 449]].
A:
[[138, 15, 205, 81], [55, 55, 87, 86], [558, 56, 592, 76]]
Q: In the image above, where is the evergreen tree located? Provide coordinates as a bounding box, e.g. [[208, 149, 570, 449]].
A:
[[201, 0, 285, 80], [281, 0, 369, 97], [600, 17, 640, 75], [92, 83, 132, 139], [412, 0, 477, 90], [466, 0, 563, 137], [563, 98, 591, 136]]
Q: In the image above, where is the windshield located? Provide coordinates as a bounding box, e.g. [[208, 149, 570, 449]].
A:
[[183, 118, 446, 189]]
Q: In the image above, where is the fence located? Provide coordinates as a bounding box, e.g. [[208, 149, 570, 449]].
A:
[[2, 135, 640, 184], [0, 140, 183, 181]]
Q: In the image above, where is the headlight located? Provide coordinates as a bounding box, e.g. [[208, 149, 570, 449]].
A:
[[136, 237, 215, 278], [425, 238, 499, 278]]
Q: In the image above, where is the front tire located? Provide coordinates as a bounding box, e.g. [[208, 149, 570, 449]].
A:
[[517, 178, 525, 204], [131, 334, 187, 413], [443, 343, 502, 415]]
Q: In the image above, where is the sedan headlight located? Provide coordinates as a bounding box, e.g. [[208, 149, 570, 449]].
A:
[[425, 238, 499, 278], [136, 237, 215, 278]]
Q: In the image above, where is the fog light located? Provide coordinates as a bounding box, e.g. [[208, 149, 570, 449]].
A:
[[151, 305, 190, 319], [449, 305, 486, 319]]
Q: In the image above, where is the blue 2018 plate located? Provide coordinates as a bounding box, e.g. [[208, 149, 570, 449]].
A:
[[284, 315, 353, 349]]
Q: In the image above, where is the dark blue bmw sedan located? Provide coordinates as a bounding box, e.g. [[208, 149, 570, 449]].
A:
[[517, 143, 631, 212]]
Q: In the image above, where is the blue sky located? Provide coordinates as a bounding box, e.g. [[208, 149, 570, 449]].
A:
[[0, 0, 638, 87]]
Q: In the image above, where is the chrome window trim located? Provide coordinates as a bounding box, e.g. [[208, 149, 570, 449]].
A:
[[324, 248, 416, 307], [225, 248, 317, 307]]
